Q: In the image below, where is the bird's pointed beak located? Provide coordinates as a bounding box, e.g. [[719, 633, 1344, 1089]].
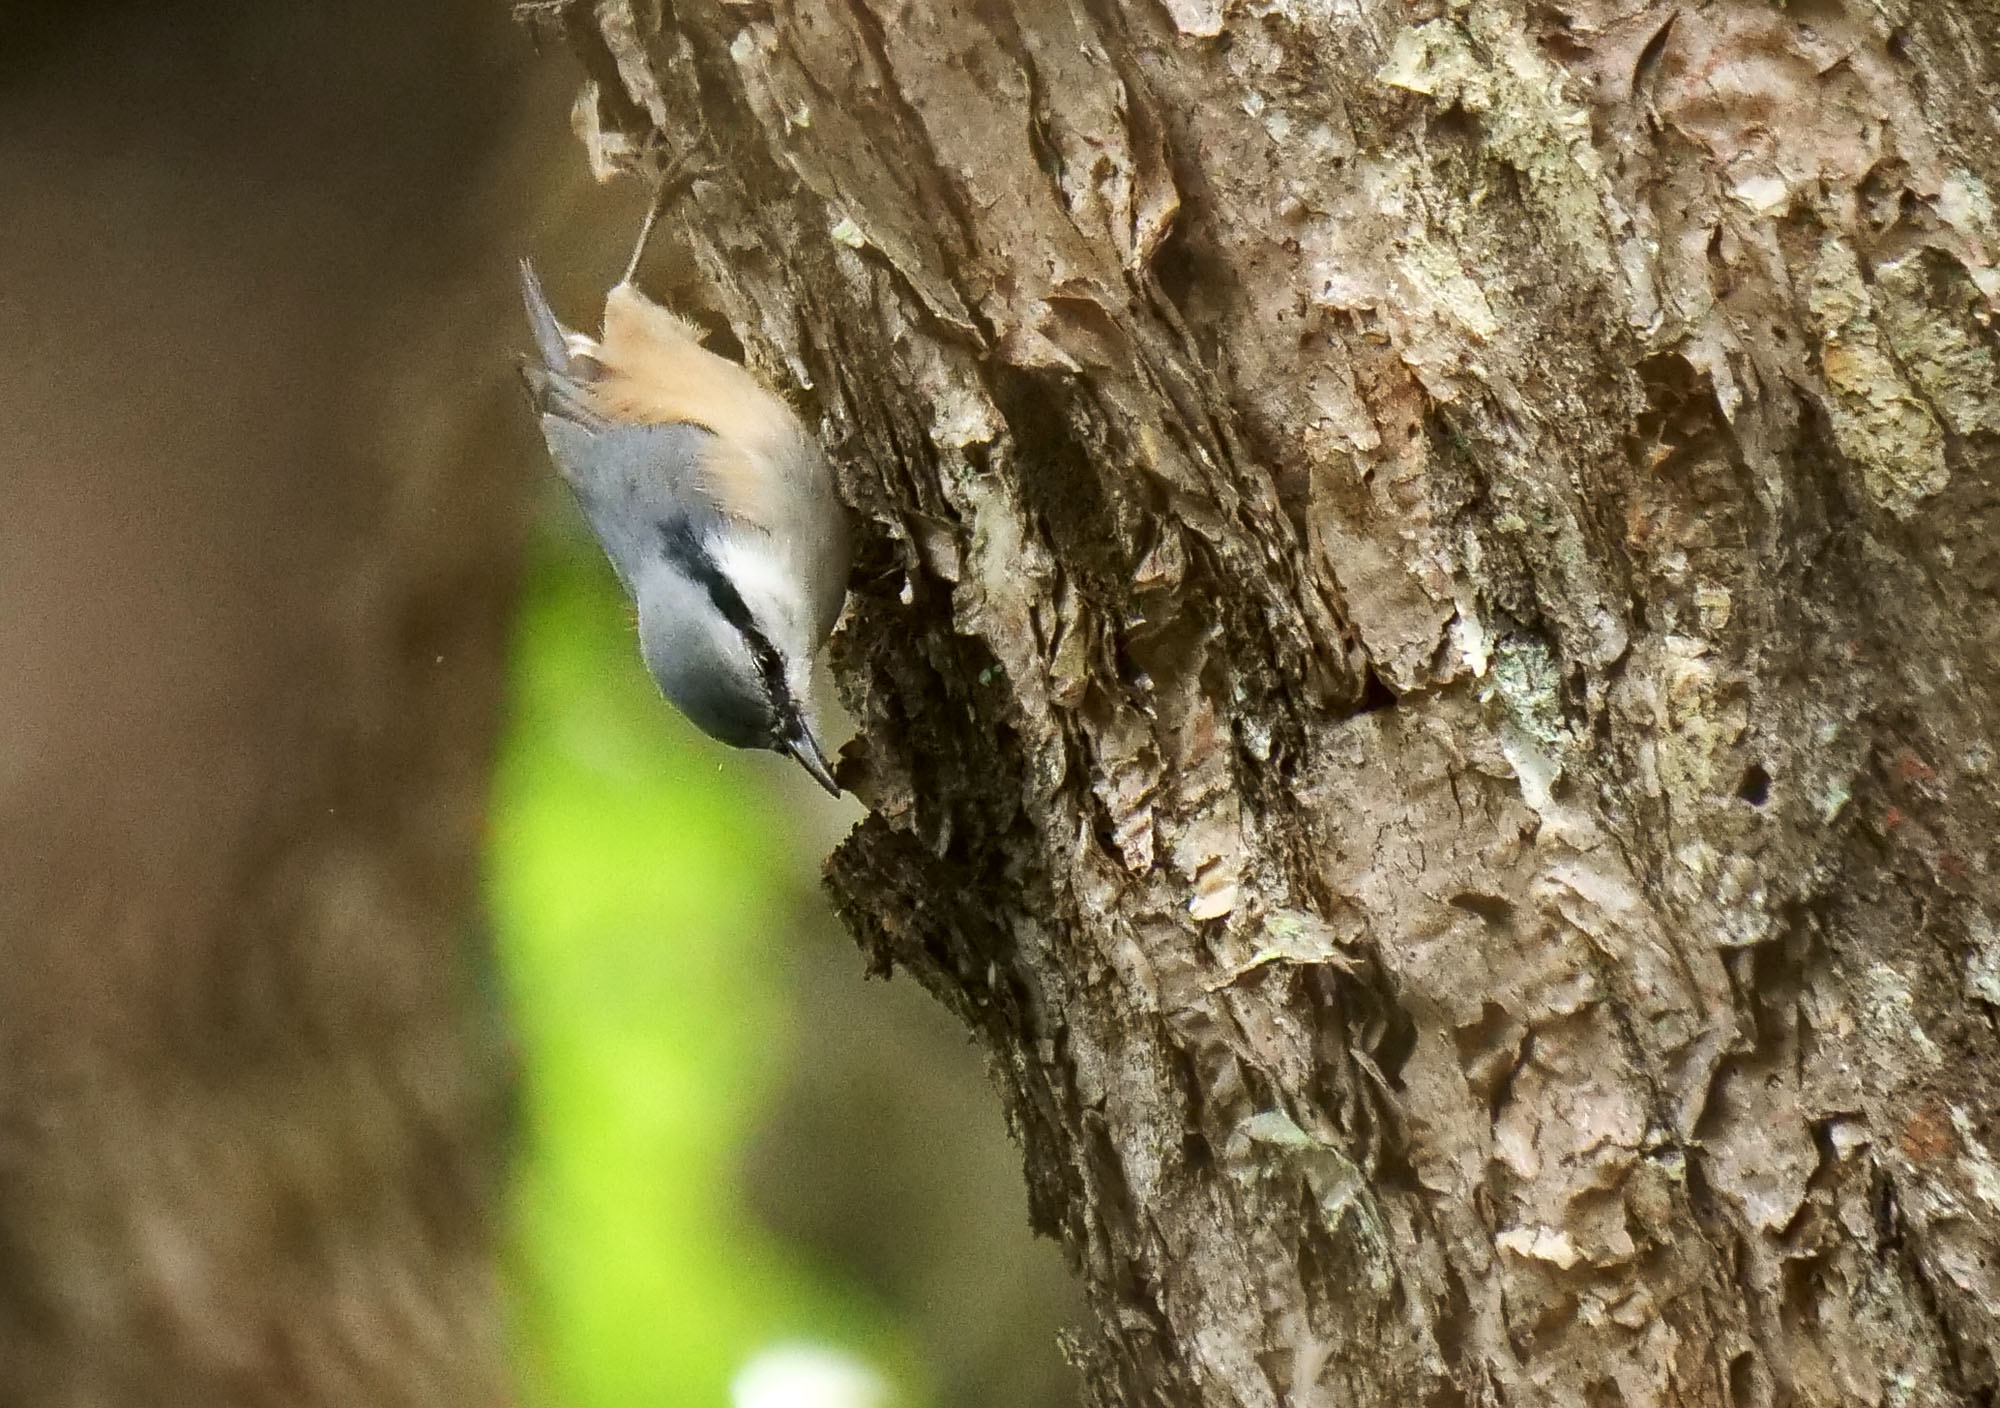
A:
[[781, 721, 842, 796]]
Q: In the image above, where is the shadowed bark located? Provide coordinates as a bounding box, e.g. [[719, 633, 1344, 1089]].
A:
[[539, 1, 2000, 1404]]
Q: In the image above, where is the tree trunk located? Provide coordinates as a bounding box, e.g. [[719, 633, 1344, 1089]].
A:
[[544, 1, 2000, 1403], [0, 4, 546, 1401]]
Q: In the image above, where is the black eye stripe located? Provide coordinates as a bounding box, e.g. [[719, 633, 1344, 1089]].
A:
[[656, 520, 795, 729]]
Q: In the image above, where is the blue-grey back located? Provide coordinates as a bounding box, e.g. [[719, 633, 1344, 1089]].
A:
[[537, 417, 722, 595]]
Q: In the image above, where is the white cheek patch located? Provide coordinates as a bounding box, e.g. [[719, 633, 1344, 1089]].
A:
[[707, 534, 808, 661]]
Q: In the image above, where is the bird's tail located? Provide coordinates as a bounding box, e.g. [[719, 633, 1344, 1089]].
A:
[[519, 258, 573, 374], [517, 258, 609, 429]]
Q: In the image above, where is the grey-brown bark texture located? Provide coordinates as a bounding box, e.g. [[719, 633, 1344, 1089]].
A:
[[541, 0, 2000, 1403]]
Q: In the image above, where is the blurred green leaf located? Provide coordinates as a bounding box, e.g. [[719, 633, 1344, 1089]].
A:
[[487, 531, 916, 1408]]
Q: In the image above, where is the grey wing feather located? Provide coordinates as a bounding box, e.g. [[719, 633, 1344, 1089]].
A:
[[538, 417, 721, 594], [519, 260, 724, 593]]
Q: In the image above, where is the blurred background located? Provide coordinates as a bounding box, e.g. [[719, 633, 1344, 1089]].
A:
[[0, 1, 1078, 1404]]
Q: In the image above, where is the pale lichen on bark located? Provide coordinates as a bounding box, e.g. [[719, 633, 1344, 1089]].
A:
[[533, 0, 2000, 1402]]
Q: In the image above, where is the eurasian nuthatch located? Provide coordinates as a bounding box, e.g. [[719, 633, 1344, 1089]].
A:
[[519, 205, 850, 794]]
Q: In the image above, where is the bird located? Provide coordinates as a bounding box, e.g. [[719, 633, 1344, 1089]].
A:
[[518, 199, 850, 795]]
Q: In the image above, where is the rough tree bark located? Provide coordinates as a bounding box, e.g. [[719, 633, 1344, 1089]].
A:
[[537, 1, 2000, 1404]]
